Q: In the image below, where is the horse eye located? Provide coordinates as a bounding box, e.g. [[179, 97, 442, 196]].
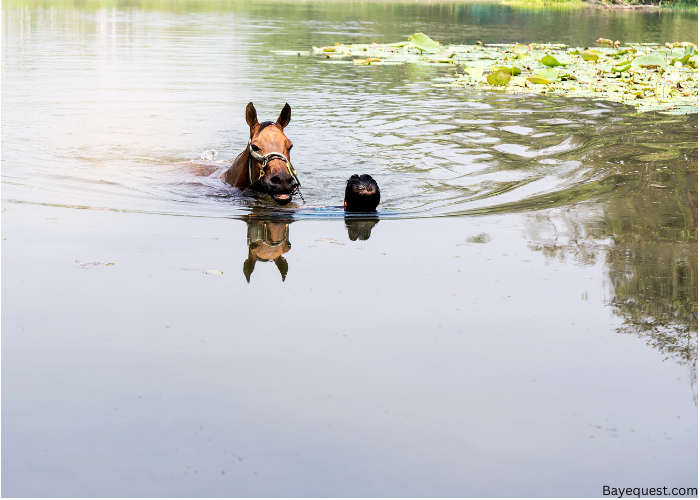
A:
[[251, 144, 261, 152]]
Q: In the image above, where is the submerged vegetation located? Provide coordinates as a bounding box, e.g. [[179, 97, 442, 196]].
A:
[[295, 34, 698, 114]]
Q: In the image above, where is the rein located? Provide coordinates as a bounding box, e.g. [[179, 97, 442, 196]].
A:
[[247, 140, 304, 202]]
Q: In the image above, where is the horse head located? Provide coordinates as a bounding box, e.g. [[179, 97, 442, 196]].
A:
[[245, 102, 299, 205]]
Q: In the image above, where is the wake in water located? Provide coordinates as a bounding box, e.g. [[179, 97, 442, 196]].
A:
[[4, 88, 696, 221]]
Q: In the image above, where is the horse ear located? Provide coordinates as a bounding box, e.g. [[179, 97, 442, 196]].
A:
[[246, 102, 258, 129], [274, 256, 289, 281], [276, 103, 291, 129], [243, 255, 256, 283]]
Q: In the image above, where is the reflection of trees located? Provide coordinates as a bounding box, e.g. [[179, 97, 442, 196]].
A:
[[608, 240, 697, 404], [604, 183, 697, 402], [4, 0, 697, 49], [525, 206, 610, 266], [524, 118, 698, 402], [604, 119, 697, 404]]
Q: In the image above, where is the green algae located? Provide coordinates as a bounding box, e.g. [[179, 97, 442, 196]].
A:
[[306, 36, 698, 114]]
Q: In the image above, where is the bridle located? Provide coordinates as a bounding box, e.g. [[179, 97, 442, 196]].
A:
[[247, 221, 290, 252], [247, 139, 304, 202]]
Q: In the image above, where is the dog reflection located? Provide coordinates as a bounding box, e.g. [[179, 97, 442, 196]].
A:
[[345, 217, 379, 241], [243, 219, 292, 282]]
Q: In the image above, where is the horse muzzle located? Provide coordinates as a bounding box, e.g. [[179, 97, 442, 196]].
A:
[[266, 171, 297, 204], [248, 144, 303, 205], [272, 193, 294, 204]]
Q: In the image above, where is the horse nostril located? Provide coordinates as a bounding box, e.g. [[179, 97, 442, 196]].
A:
[[270, 175, 282, 184]]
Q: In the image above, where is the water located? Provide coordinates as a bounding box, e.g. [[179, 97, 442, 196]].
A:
[[2, 0, 698, 218], [2, 0, 697, 496]]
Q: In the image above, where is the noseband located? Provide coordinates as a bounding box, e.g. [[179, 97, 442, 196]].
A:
[[248, 140, 304, 201], [248, 222, 290, 251]]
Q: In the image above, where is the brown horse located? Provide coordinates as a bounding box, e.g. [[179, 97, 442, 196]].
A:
[[221, 102, 300, 205]]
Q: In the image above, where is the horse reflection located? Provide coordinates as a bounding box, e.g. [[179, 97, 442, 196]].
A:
[[243, 218, 292, 282]]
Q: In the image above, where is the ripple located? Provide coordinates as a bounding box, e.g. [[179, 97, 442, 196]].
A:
[[2, 3, 697, 221]]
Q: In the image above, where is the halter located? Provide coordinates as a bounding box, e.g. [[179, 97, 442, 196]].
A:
[[247, 222, 290, 252], [247, 140, 304, 202]]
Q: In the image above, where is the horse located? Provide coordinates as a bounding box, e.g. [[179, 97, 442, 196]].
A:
[[221, 102, 301, 205]]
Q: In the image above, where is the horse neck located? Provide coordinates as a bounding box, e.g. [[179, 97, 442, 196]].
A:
[[242, 146, 251, 184], [229, 144, 251, 187]]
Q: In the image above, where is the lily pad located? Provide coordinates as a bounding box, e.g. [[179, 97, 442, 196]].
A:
[[409, 33, 440, 53], [271, 50, 311, 56], [494, 66, 521, 76], [632, 55, 666, 69], [538, 68, 559, 81], [580, 51, 599, 62], [671, 54, 692, 66], [540, 55, 566, 67], [465, 65, 484, 79], [527, 76, 551, 84], [299, 36, 698, 114], [487, 68, 511, 86], [611, 64, 631, 73]]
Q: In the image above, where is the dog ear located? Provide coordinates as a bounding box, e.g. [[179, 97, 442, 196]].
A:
[[274, 256, 289, 282], [243, 255, 256, 283], [276, 103, 291, 129], [246, 102, 259, 129]]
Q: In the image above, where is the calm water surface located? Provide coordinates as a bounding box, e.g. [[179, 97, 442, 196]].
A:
[[2, 0, 697, 496]]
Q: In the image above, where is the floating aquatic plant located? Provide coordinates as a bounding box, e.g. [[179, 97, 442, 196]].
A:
[[408, 32, 441, 53], [297, 35, 698, 114]]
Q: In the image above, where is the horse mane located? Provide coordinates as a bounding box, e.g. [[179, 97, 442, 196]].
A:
[[257, 121, 278, 133]]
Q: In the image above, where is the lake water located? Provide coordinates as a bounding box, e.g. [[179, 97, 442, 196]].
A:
[[2, 0, 697, 497]]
